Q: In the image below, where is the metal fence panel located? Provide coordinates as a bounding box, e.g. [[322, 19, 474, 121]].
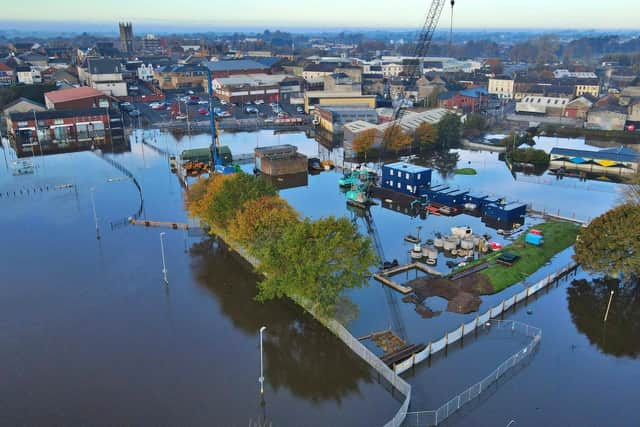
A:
[[431, 337, 447, 355], [491, 304, 503, 318], [395, 358, 414, 375], [515, 289, 529, 303], [414, 347, 430, 364], [478, 311, 491, 325], [448, 326, 463, 344], [503, 295, 516, 311], [464, 319, 477, 336]]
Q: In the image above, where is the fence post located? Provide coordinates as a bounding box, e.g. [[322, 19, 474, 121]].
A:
[[489, 307, 493, 319], [501, 299, 505, 313], [461, 322, 465, 337], [526, 286, 531, 299], [475, 315, 479, 329], [428, 341, 432, 357], [445, 332, 449, 347]]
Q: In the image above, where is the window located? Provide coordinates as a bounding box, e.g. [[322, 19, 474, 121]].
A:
[[397, 182, 401, 189], [390, 169, 394, 176], [417, 174, 421, 180], [405, 173, 410, 179], [389, 180, 394, 187], [407, 185, 413, 192]]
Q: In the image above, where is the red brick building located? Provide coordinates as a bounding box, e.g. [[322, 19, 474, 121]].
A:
[[45, 87, 112, 110], [437, 87, 489, 114], [7, 108, 121, 157]]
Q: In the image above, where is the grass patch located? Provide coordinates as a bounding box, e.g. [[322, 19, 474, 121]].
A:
[[454, 168, 478, 175], [481, 222, 580, 292]]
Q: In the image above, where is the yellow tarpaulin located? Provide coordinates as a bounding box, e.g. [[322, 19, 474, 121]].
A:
[[596, 160, 617, 167]]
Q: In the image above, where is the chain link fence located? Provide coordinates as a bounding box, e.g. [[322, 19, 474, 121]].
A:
[[403, 320, 542, 426]]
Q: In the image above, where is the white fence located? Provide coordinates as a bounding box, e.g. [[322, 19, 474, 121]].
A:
[[291, 296, 412, 427], [392, 261, 577, 376], [403, 320, 542, 427]]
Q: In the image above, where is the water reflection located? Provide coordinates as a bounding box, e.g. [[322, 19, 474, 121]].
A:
[[189, 239, 380, 403], [567, 277, 640, 358]]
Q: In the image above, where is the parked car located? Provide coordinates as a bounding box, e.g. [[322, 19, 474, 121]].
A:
[[198, 108, 209, 115], [187, 99, 199, 105], [198, 100, 209, 105], [220, 100, 228, 105], [245, 106, 259, 114], [296, 106, 304, 113], [129, 109, 141, 117], [175, 114, 188, 121], [254, 99, 265, 105], [189, 95, 200, 100], [187, 90, 195, 95]]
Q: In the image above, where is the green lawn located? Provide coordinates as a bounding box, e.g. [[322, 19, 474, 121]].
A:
[[481, 222, 580, 292], [454, 168, 478, 175]]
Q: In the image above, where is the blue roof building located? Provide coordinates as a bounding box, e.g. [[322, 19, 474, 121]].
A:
[[381, 162, 432, 196]]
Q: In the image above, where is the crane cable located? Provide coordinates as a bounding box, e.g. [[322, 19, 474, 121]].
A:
[[449, 0, 455, 56]]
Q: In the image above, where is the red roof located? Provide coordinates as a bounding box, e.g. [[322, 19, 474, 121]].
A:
[[45, 86, 106, 104], [0, 62, 13, 72]]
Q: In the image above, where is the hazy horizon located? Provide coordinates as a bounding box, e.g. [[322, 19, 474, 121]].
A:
[[2, 0, 640, 34]]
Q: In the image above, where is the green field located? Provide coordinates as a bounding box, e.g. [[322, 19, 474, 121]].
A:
[[450, 221, 580, 293], [482, 222, 580, 292], [454, 168, 478, 175]]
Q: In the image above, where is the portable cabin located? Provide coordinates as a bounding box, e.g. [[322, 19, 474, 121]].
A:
[[525, 233, 544, 246], [483, 202, 527, 223], [381, 162, 432, 196], [463, 192, 489, 209], [255, 144, 308, 176], [444, 189, 469, 206]]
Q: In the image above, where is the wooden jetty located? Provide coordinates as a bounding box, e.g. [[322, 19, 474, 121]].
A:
[[373, 274, 413, 294], [129, 218, 189, 230]]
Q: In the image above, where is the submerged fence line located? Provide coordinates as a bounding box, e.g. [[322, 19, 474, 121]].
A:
[[392, 260, 578, 376], [403, 320, 541, 427]]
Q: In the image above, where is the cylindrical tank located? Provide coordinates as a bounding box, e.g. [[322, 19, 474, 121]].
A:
[[443, 240, 457, 251], [472, 234, 482, 246], [424, 247, 438, 260], [434, 237, 444, 248], [461, 238, 474, 250]]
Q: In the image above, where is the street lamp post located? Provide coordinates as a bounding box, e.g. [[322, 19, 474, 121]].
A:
[[259, 326, 267, 395], [90, 187, 100, 240], [160, 232, 168, 284]]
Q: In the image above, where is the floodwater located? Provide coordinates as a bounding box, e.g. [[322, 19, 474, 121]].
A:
[[6, 127, 636, 426], [0, 137, 400, 426], [155, 129, 638, 425]]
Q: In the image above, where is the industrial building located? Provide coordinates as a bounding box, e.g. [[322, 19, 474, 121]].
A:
[[303, 91, 376, 114], [255, 144, 308, 176], [550, 146, 639, 176], [211, 74, 301, 104], [314, 106, 378, 134], [515, 96, 570, 116]]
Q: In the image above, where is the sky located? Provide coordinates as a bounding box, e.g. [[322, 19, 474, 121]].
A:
[[2, 0, 639, 31]]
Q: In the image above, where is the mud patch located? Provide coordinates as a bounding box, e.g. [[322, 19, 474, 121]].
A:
[[407, 273, 493, 314]]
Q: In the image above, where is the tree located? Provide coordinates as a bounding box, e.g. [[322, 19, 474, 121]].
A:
[[185, 174, 231, 220], [255, 217, 376, 317], [383, 125, 412, 155], [207, 173, 277, 228], [463, 113, 487, 137], [436, 113, 461, 149], [414, 122, 439, 150], [351, 129, 377, 161], [575, 204, 640, 278], [228, 195, 299, 250]]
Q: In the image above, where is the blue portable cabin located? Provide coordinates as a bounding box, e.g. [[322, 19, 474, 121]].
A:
[[381, 162, 432, 196], [444, 189, 469, 206], [483, 202, 527, 223], [463, 192, 489, 209]]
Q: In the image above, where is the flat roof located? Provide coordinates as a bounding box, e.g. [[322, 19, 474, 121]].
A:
[[551, 147, 639, 163], [215, 73, 289, 87], [384, 162, 431, 174], [305, 91, 376, 99], [255, 144, 298, 154]]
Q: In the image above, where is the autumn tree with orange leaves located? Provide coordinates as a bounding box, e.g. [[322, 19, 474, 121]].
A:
[[228, 195, 299, 250]]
